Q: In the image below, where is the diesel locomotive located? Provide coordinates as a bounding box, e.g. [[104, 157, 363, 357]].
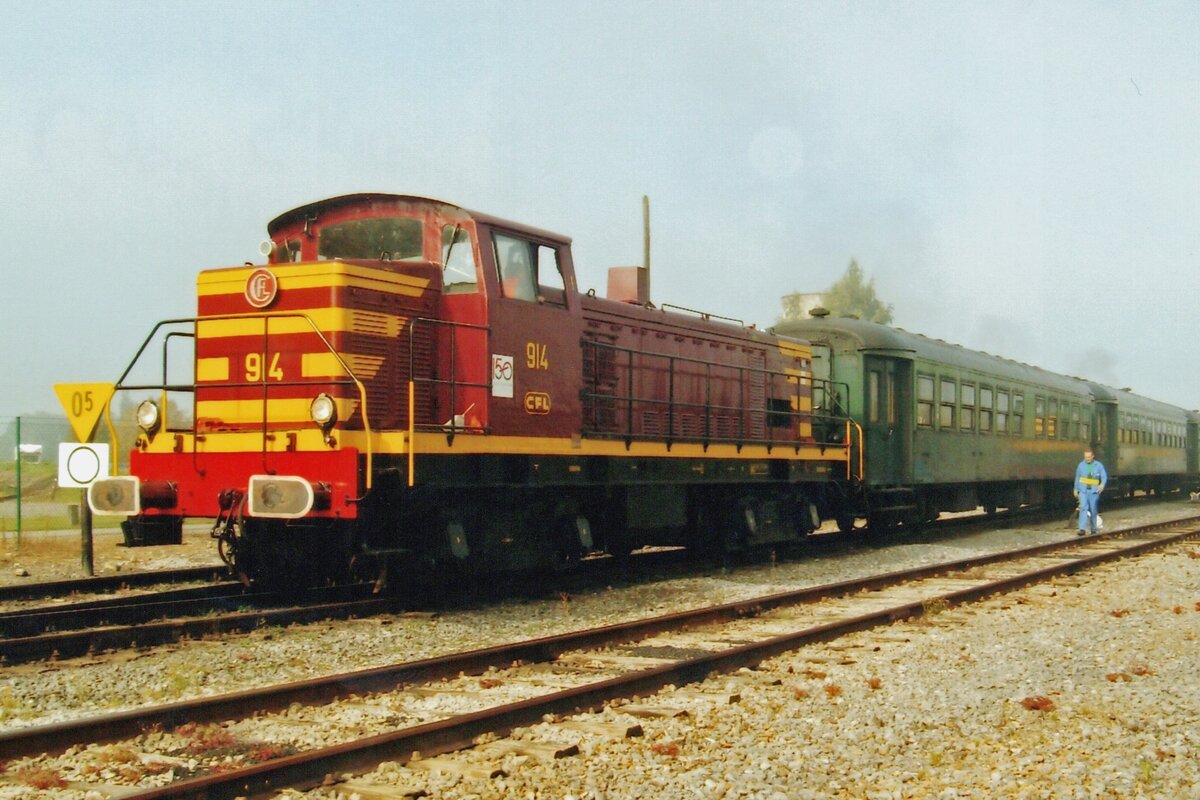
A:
[[88, 194, 858, 586]]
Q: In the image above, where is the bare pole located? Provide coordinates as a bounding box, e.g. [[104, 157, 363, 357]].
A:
[[14, 416, 21, 544], [642, 195, 651, 300], [80, 488, 93, 576]]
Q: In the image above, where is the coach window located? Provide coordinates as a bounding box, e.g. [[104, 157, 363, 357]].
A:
[[1034, 396, 1045, 437], [939, 378, 957, 430], [1047, 399, 1058, 438], [886, 370, 897, 425], [917, 375, 934, 427], [442, 225, 478, 294], [867, 370, 881, 423], [995, 389, 1009, 433], [960, 383, 976, 431], [1070, 404, 1081, 440], [1081, 410, 1090, 442], [494, 233, 538, 302], [980, 387, 993, 432], [1013, 393, 1025, 436]]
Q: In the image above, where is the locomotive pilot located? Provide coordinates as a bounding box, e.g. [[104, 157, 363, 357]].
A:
[[1073, 447, 1108, 536]]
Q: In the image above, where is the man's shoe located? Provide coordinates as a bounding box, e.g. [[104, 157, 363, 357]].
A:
[[1077, 530, 1087, 537]]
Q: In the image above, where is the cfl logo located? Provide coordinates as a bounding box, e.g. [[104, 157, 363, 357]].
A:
[[245, 268, 279, 309]]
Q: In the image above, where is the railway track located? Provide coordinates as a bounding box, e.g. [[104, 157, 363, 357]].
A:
[[0, 496, 1168, 667], [0, 584, 388, 665], [3, 513, 1197, 799], [0, 565, 229, 603], [0, 504, 1075, 666]]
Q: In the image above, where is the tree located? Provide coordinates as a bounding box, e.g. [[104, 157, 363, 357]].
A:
[[821, 259, 894, 324]]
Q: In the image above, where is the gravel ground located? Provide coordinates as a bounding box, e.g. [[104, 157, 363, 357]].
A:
[[0, 501, 1198, 799], [307, 535, 1200, 800], [0, 502, 1196, 734], [0, 524, 221, 589]]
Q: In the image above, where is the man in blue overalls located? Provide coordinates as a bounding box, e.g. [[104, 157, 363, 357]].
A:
[[1074, 447, 1108, 536]]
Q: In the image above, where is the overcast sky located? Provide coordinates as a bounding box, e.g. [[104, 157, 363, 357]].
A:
[[2, 0, 1197, 421]]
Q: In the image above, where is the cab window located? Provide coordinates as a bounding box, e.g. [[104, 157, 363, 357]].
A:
[[494, 233, 537, 301], [319, 217, 424, 260], [536, 244, 567, 307], [442, 225, 478, 294], [493, 233, 567, 306]]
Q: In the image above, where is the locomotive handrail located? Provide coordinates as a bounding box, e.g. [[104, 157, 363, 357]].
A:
[[108, 312, 374, 490], [580, 337, 854, 456], [406, 317, 492, 487], [405, 317, 492, 429]]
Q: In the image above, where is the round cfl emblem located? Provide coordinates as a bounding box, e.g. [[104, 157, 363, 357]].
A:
[[245, 267, 279, 309]]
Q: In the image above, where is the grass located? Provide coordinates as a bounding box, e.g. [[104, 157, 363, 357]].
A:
[[0, 514, 123, 533]]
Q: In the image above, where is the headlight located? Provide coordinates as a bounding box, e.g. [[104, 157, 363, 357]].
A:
[[247, 475, 315, 518], [310, 393, 337, 427], [136, 400, 161, 434], [89, 477, 141, 515]]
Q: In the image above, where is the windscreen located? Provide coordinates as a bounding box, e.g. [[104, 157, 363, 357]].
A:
[[318, 217, 424, 260]]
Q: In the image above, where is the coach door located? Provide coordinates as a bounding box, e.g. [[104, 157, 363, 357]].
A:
[[863, 356, 912, 486]]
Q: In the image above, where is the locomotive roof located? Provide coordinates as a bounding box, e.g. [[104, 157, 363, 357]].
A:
[[267, 193, 572, 244], [773, 317, 1090, 395]]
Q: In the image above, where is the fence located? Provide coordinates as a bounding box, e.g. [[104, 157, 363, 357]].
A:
[[0, 414, 124, 546]]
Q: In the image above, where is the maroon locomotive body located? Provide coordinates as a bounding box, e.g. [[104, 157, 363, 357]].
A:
[[91, 194, 856, 585]]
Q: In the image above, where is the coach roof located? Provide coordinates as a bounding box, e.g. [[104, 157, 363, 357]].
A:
[[774, 317, 1091, 396]]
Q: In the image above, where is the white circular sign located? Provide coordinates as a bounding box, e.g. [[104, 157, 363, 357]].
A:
[[58, 442, 110, 488], [66, 446, 101, 485]]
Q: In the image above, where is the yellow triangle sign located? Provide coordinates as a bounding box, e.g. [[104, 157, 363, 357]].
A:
[[54, 383, 116, 443]]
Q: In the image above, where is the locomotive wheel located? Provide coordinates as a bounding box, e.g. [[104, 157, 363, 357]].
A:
[[240, 519, 353, 590]]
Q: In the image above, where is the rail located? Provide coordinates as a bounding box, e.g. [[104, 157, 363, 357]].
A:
[[108, 313, 374, 488], [580, 338, 854, 458]]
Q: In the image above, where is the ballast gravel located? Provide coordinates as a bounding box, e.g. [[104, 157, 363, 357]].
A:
[[305, 535, 1200, 800], [0, 504, 1194, 734], [0, 501, 1198, 798]]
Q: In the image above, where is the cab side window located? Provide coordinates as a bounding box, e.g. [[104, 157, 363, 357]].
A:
[[494, 232, 568, 307], [442, 225, 478, 294], [494, 233, 537, 301], [536, 244, 567, 307]]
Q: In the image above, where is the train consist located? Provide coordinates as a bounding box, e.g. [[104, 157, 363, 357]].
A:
[[88, 194, 1199, 586]]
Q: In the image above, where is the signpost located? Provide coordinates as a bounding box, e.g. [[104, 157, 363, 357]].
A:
[[54, 383, 115, 577]]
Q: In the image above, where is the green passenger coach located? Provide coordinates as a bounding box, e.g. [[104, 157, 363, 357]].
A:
[[774, 316, 1198, 529]]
